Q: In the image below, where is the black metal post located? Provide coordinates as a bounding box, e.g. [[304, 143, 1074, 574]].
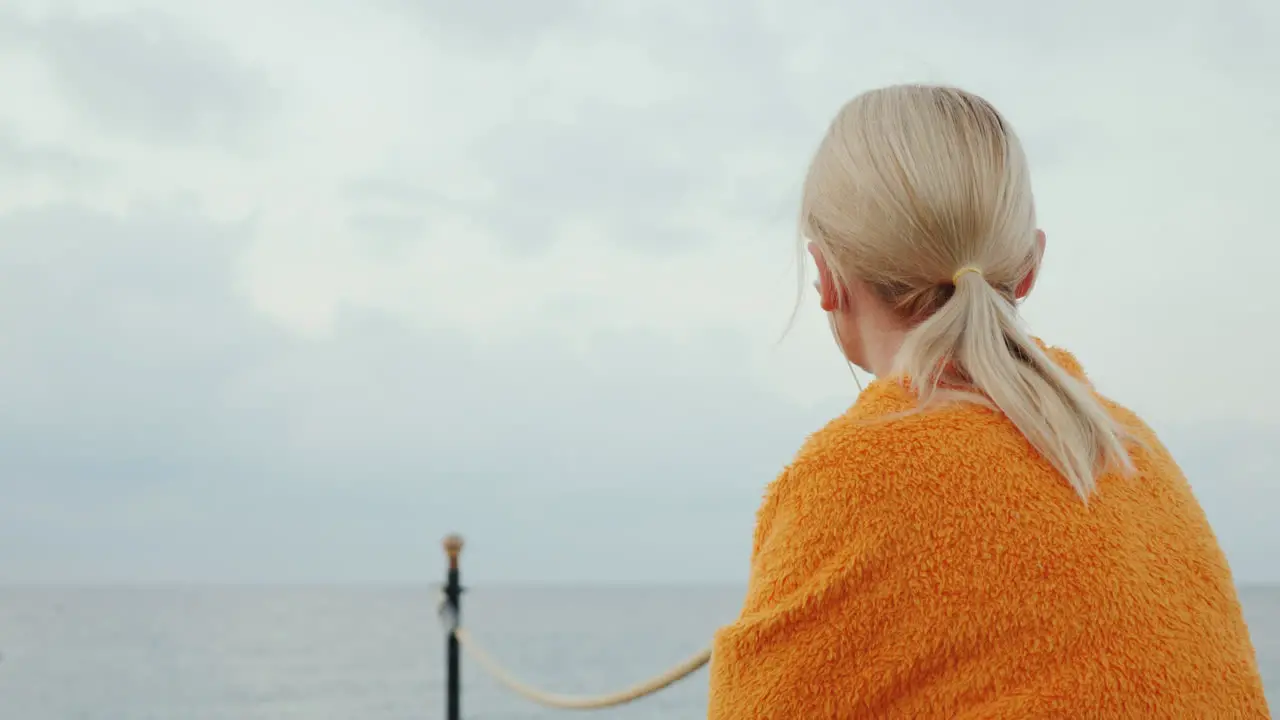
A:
[[442, 534, 464, 720]]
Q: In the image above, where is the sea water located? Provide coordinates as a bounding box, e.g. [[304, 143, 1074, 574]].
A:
[[0, 586, 1274, 719]]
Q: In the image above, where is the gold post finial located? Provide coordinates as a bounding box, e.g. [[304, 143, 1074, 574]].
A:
[[443, 534, 464, 568]]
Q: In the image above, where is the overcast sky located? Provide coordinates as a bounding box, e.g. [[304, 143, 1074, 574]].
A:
[[0, 0, 1276, 585]]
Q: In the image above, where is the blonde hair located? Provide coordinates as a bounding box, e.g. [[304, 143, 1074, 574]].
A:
[[801, 84, 1133, 500]]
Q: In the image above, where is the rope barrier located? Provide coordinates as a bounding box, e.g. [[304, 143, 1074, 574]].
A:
[[456, 627, 711, 710], [437, 589, 712, 710]]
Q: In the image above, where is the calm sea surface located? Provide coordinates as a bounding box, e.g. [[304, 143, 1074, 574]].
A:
[[0, 586, 1274, 719]]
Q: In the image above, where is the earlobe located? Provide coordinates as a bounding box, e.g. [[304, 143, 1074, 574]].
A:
[[1015, 268, 1035, 300], [820, 283, 840, 312], [809, 242, 842, 312]]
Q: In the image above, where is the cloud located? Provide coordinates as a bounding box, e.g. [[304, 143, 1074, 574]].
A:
[[381, 0, 590, 48], [8, 7, 275, 147], [0, 204, 272, 504], [0, 0, 1276, 586], [0, 199, 817, 583], [0, 129, 108, 195], [467, 110, 700, 253]]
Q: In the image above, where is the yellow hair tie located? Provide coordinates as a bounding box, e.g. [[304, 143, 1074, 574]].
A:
[[951, 266, 984, 285]]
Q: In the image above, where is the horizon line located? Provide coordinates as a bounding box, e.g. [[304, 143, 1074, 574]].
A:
[[3, 580, 1278, 590]]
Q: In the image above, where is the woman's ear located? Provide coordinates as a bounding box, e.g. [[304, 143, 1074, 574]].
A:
[[1015, 229, 1046, 300], [808, 242, 841, 312]]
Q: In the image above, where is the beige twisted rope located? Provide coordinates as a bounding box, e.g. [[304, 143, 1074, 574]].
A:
[[455, 627, 711, 710], [439, 591, 712, 710]]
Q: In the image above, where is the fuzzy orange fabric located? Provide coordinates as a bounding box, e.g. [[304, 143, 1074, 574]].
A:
[[708, 345, 1270, 719]]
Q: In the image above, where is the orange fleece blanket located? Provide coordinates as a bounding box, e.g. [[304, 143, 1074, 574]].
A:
[[708, 346, 1270, 719]]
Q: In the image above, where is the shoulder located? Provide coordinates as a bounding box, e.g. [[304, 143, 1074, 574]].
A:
[[1033, 340, 1174, 461], [763, 341, 1122, 516], [785, 384, 1007, 488]]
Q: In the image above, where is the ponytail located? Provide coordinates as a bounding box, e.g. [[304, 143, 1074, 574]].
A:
[[894, 269, 1135, 500]]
